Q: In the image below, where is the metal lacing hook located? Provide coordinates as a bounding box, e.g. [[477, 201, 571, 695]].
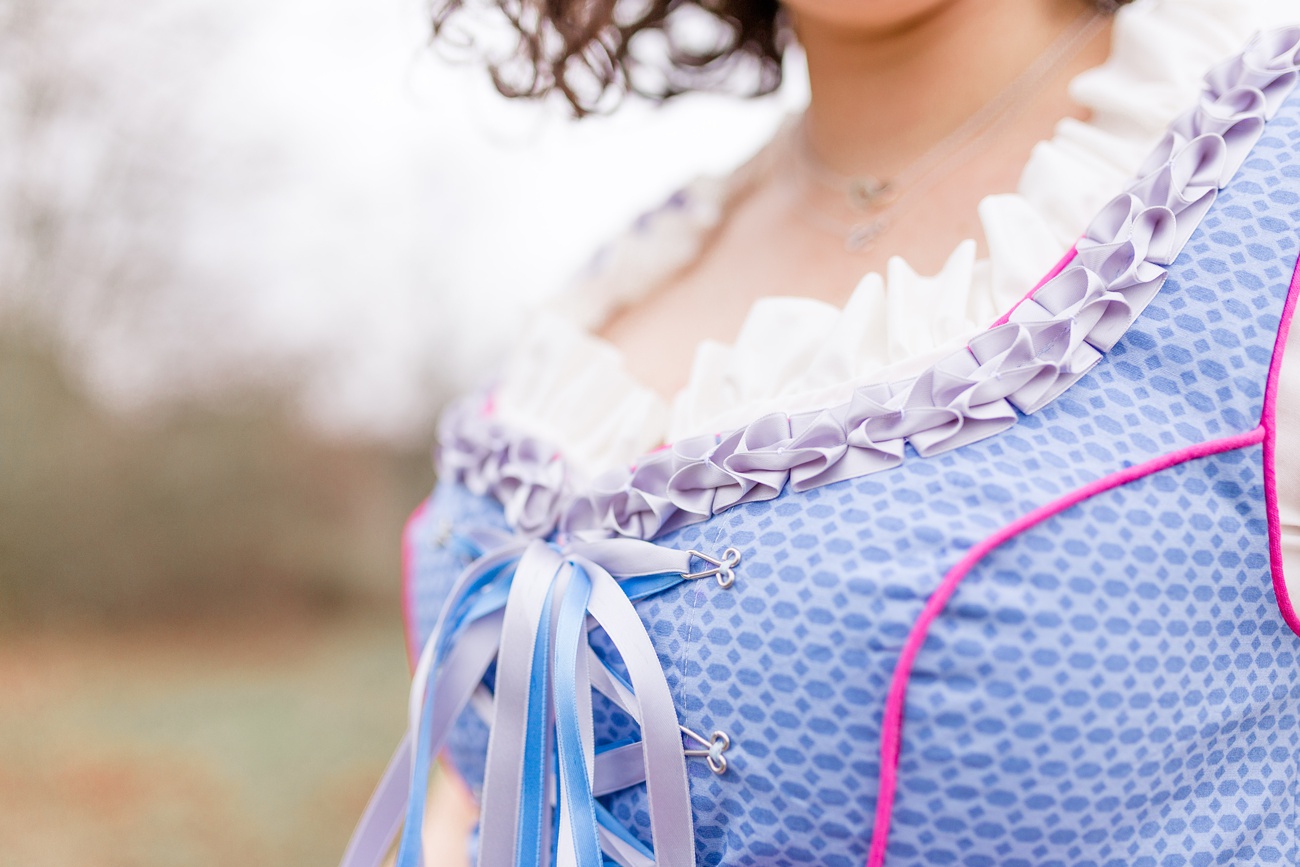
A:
[[683, 547, 742, 589], [681, 725, 731, 775]]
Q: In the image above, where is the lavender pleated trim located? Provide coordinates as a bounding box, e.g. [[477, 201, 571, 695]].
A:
[[438, 27, 1300, 544]]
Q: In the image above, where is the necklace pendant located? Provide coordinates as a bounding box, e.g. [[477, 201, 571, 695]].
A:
[[846, 218, 889, 252], [848, 177, 895, 211]]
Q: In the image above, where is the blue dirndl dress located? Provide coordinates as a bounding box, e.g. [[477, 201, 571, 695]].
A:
[[346, 26, 1300, 867]]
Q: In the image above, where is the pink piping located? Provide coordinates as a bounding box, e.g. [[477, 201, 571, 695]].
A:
[[400, 498, 431, 672], [990, 244, 1079, 328], [864, 424, 1267, 867], [865, 245, 1300, 865], [1264, 252, 1300, 638]]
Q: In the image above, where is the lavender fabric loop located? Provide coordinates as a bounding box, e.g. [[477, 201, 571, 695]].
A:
[[438, 408, 572, 539], [433, 26, 1300, 548]]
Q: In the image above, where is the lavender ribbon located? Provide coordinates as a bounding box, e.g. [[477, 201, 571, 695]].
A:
[[342, 535, 704, 867]]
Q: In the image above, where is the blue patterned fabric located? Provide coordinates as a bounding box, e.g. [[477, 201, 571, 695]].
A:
[[893, 444, 1297, 867], [404, 85, 1300, 865]]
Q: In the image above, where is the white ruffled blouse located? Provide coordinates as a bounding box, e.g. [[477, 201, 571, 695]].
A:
[[488, 0, 1300, 579]]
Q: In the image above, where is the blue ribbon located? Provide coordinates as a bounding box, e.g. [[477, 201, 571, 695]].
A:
[[396, 542, 526, 867], [386, 535, 701, 867], [552, 563, 601, 865], [516, 559, 560, 866]]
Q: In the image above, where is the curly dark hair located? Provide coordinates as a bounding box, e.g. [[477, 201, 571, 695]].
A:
[[432, 0, 1131, 117]]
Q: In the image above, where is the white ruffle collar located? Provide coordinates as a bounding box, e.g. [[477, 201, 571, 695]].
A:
[[490, 0, 1297, 479]]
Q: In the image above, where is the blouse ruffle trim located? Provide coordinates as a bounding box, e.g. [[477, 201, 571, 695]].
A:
[[438, 23, 1300, 541], [491, 0, 1298, 478]]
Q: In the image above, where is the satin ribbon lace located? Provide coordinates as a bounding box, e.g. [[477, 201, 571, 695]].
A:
[[343, 531, 740, 867]]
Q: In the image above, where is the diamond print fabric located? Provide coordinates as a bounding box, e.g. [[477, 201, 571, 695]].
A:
[[890, 444, 1299, 866], [402, 58, 1300, 867], [408, 473, 511, 659]]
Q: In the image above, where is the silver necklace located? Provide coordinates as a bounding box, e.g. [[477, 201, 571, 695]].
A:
[[792, 8, 1106, 253]]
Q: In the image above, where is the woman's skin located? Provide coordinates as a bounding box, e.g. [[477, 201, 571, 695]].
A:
[[422, 0, 1116, 858], [599, 0, 1114, 400], [381, 768, 478, 866]]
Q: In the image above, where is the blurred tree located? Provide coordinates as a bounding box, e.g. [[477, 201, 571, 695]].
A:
[[0, 336, 434, 625], [1, 0, 200, 345], [0, 0, 436, 625]]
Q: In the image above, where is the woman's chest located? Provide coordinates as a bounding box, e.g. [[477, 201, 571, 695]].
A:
[[406, 46, 1300, 865], [593, 140, 1016, 404], [421, 397, 1292, 866]]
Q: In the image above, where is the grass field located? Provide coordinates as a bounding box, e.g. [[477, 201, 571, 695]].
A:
[[0, 613, 412, 867]]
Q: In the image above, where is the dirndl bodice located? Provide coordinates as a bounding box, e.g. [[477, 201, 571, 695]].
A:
[[344, 26, 1300, 867]]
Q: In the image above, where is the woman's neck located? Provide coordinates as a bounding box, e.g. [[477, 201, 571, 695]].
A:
[[793, 0, 1103, 177]]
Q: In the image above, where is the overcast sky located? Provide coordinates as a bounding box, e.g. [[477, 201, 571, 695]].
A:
[[27, 0, 806, 442]]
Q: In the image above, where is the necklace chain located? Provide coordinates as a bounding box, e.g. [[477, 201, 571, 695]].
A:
[[791, 8, 1107, 253]]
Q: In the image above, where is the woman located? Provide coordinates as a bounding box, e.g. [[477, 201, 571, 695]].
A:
[[347, 0, 1300, 865]]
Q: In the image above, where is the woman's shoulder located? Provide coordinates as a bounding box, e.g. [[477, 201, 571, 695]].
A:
[[485, 138, 785, 475], [547, 150, 774, 332]]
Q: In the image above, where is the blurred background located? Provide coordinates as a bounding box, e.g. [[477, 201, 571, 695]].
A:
[[0, 0, 799, 862]]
